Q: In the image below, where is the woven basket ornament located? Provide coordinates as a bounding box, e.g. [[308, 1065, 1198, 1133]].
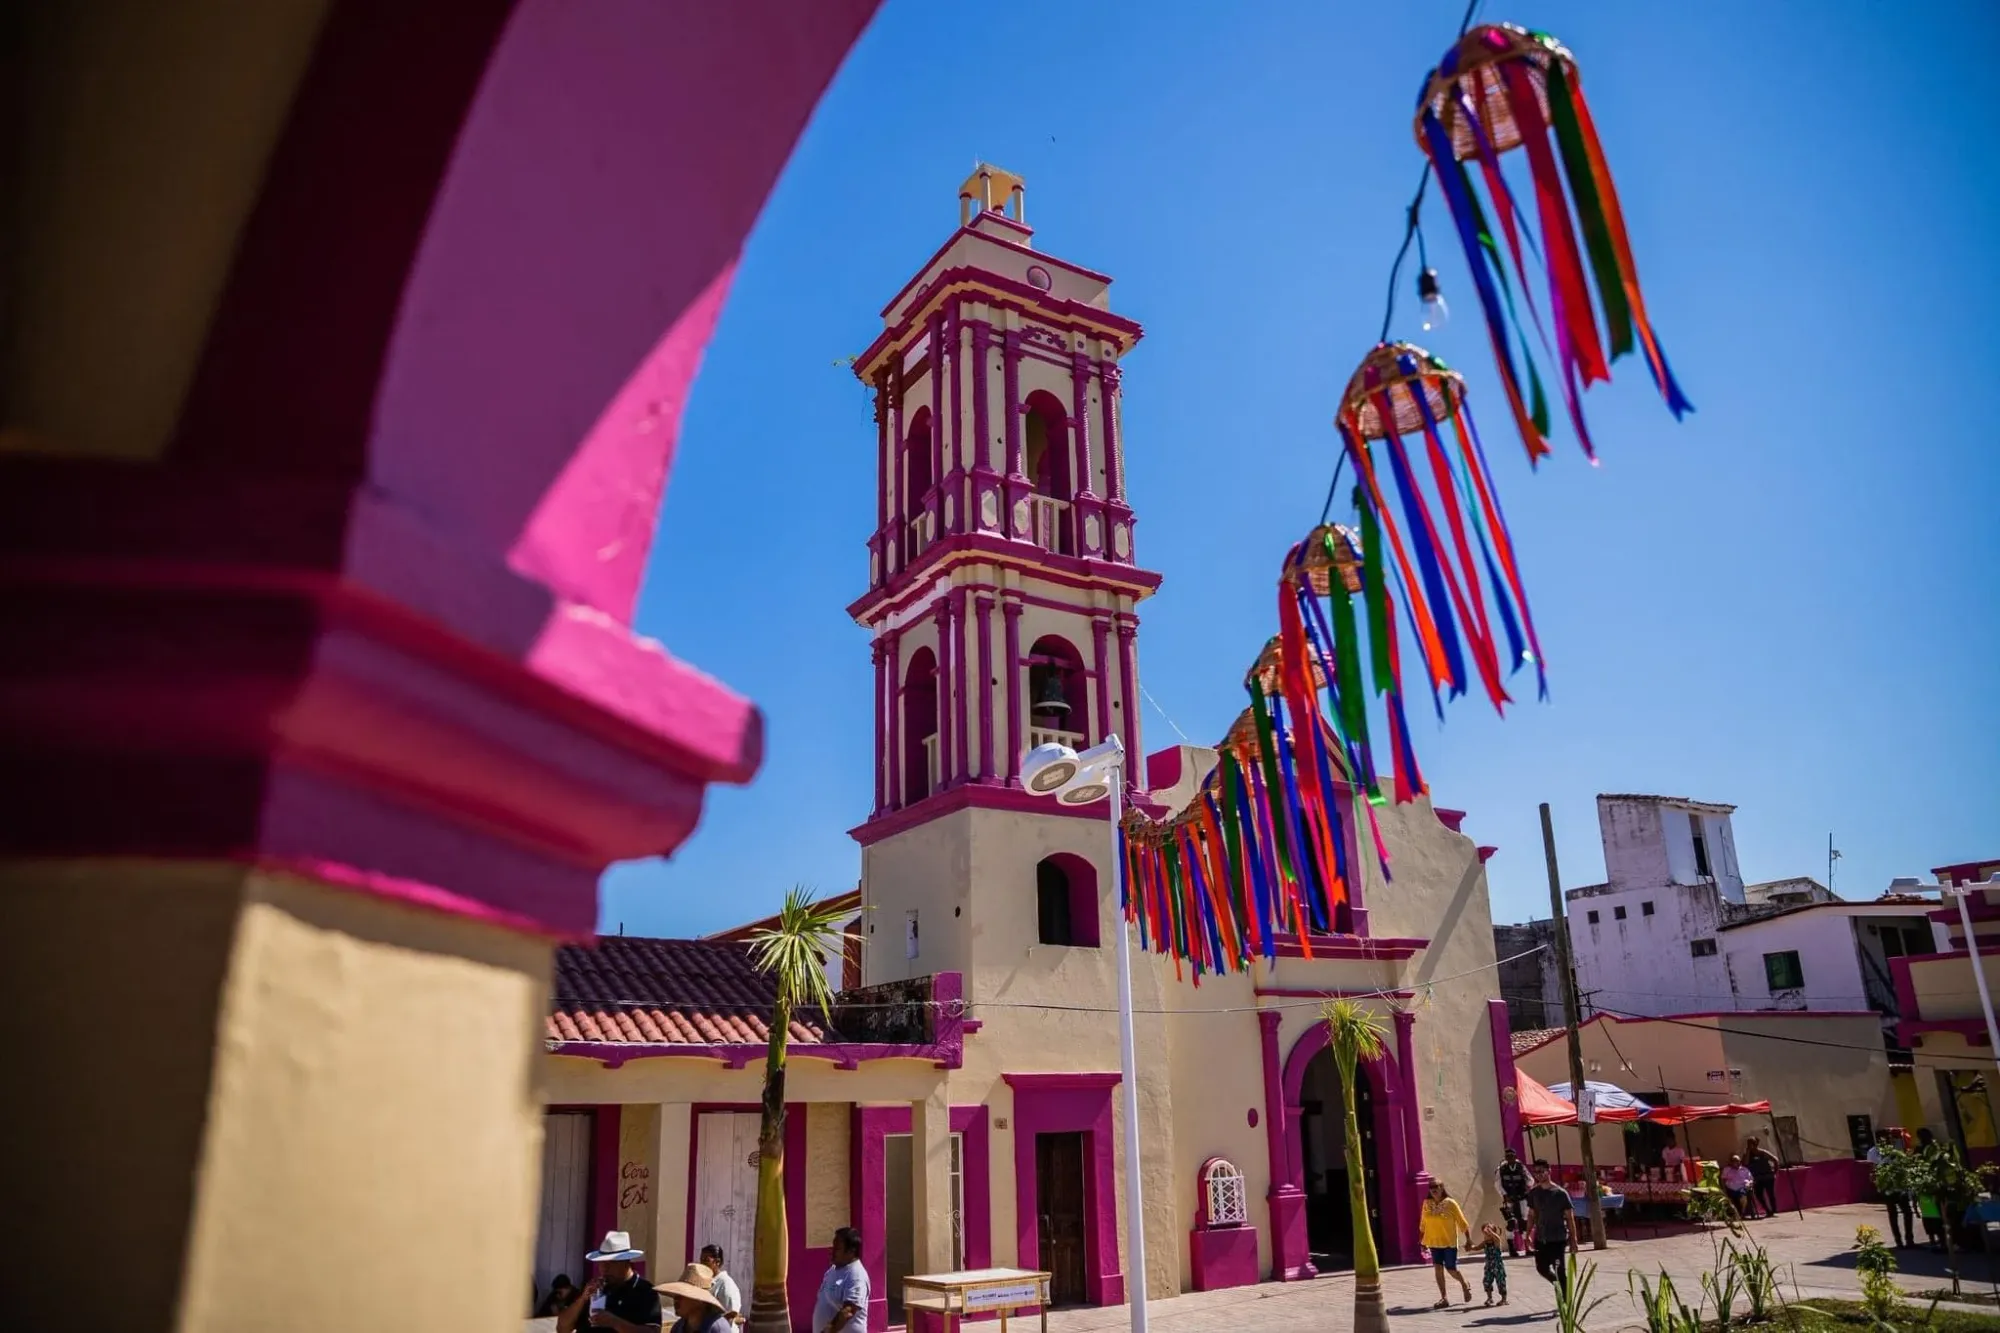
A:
[[1414, 23, 1691, 464]]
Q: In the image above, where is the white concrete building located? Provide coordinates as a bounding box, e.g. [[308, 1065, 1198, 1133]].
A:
[[1498, 795, 1938, 1040]]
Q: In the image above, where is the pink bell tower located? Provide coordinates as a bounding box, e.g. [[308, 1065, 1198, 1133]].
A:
[[848, 165, 1163, 984]]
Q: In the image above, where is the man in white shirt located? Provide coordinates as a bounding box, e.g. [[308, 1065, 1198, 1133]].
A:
[[813, 1227, 869, 1333], [700, 1246, 742, 1325]]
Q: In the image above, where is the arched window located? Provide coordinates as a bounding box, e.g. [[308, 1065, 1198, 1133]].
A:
[[902, 647, 938, 804], [1034, 853, 1098, 949], [903, 407, 934, 564], [1021, 391, 1072, 554], [1197, 1157, 1249, 1229], [1026, 635, 1087, 748]]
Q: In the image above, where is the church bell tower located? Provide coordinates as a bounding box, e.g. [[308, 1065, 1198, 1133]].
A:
[[848, 166, 1162, 987]]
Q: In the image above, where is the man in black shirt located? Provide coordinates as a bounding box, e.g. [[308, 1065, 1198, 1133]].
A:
[[1524, 1159, 1577, 1296], [559, 1230, 663, 1333], [1496, 1148, 1532, 1255]]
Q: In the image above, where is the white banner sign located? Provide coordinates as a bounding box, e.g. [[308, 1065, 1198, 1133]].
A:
[[963, 1282, 1042, 1313]]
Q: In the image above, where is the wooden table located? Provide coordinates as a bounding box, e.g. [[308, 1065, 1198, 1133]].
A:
[[902, 1269, 1053, 1333]]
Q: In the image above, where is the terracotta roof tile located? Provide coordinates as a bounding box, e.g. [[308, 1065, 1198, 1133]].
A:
[[548, 936, 827, 1047], [1512, 1027, 1564, 1057]]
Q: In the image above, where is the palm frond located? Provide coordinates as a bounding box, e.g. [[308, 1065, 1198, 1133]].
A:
[[747, 885, 859, 1017], [1322, 997, 1390, 1064]]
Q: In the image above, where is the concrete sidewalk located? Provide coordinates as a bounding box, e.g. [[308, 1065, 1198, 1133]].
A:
[[1042, 1205, 2000, 1333]]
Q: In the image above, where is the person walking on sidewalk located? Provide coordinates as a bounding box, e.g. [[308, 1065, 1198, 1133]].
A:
[[1868, 1130, 1917, 1248], [1525, 1160, 1577, 1296], [1745, 1136, 1782, 1219], [1477, 1223, 1510, 1308], [1420, 1179, 1474, 1308], [1496, 1148, 1532, 1256]]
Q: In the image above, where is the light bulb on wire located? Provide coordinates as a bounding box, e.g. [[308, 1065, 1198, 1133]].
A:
[[1417, 267, 1449, 334]]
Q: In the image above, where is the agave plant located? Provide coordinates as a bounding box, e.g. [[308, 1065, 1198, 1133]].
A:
[[1553, 1256, 1610, 1333], [1629, 1269, 1703, 1333], [744, 888, 857, 1333]]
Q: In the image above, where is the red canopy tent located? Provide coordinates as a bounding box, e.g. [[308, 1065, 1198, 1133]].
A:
[[1642, 1100, 1771, 1125], [1514, 1070, 1649, 1124]]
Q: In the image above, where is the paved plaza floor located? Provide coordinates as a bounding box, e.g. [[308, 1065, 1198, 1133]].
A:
[[1041, 1205, 2000, 1333]]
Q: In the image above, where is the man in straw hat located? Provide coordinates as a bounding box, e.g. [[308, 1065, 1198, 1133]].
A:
[[557, 1230, 662, 1333], [654, 1262, 733, 1333]]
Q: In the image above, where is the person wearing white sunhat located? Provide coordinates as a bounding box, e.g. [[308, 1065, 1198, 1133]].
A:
[[654, 1262, 734, 1333], [558, 1231, 662, 1333]]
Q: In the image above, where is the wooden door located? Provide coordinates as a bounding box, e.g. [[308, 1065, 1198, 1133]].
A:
[[533, 1112, 593, 1307], [1036, 1132, 1087, 1306], [694, 1112, 762, 1282]]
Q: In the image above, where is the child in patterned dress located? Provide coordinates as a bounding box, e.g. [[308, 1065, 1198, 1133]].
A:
[[1479, 1222, 1509, 1307]]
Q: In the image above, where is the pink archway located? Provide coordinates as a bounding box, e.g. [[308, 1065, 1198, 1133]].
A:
[[1274, 1014, 1422, 1272]]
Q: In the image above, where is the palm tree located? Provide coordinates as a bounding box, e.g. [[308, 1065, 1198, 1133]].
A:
[[1323, 999, 1391, 1333], [745, 887, 855, 1333]]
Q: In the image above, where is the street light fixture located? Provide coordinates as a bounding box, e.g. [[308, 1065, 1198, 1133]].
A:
[[1019, 736, 1148, 1333], [1892, 872, 2000, 1079]]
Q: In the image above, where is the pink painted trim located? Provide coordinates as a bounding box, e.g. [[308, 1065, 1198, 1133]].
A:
[[1253, 987, 1415, 1000], [1116, 624, 1139, 769], [1090, 618, 1111, 746], [254, 855, 578, 938], [871, 237, 1122, 326], [1099, 361, 1123, 505], [948, 305, 964, 524], [1255, 1011, 1310, 1280], [1263, 934, 1427, 961], [975, 594, 996, 780], [971, 321, 993, 478], [593, 1104, 623, 1242], [1008, 600, 1024, 780], [853, 1103, 994, 1330], [1477, 845, 1498, 863], [933, 600, 953, 794], [1434, 808, 1467, 832], [1393, 1010, 1425, 1184], [1892, 954, 1920, 1022], [849, 536, 1163, 625], [1002, 1073, 1124, 1305], [1487, 998, 1525, 1157], [1903, 1018, 1993, 1047], [852, 782, 1116, 847], [1281, 1016, 1415, 1265]]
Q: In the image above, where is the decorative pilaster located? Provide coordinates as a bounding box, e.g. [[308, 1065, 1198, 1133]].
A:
[[1115, 617, 1139, 764], [1260, 1011, 1314, 1281], [1488, 998, 1525, 1157], [891, 364, 907, 574], [1002, 329, 1028, 538], [951, 587, 972, 783], [946, 302, 964, 537], [871, 371, 889, 586], [1101, 361, 1133, 564], [872, 639, 887, 813], [932, 598, 952, 795], [926, 311, 946, 538], [1091, 616, 1112, 748], [1393, 1008, 1427, 1181], [975, 593, 996, 780], [887, 630, 903, 808], [971, 320, 999, 534], [1003, 599, 1024, 780], [1070, 350, 1104, 557]]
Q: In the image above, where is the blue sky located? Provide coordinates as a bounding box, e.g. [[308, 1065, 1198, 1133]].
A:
[[602, 0, 2000, 939]]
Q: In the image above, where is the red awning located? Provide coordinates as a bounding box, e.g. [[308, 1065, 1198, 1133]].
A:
[[1643, 1100, 1772, 1126], [1517, 1070, 1579, 1126]]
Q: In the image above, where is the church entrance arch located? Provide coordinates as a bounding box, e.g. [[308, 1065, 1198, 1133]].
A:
[[1280, 1017, 1414, 1271]]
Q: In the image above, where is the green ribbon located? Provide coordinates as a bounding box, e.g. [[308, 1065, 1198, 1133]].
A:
[[1355, 486, 1395, 695], [1547, 61, 1635, 362], [1322, 534, 1374, 778], [1218, 755, 1247, 901], [1247, 684, 1298, 889]]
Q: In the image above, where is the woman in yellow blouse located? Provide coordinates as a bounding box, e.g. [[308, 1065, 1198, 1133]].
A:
[[1420, 1179, 1474, 1308]]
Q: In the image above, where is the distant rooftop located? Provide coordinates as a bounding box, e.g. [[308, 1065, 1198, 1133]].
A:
[[1597, 793, 1737, 814]]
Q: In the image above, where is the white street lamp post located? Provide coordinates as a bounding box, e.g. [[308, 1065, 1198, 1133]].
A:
[[1894, 872, 2000, 1078], [1020, 735, 1148, 1333]]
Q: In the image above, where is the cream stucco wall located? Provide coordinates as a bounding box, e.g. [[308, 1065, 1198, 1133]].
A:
[[808, 1103, 855, 1237], [1516, 1012, 1897, 1167]]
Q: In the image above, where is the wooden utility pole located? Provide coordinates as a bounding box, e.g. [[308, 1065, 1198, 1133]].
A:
[[1541, 802, 1607, 1250]]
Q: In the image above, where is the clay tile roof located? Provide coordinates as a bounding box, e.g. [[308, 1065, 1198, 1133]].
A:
[[547, 936, 827, 1047], [1512, 1027, 1565, 1057]]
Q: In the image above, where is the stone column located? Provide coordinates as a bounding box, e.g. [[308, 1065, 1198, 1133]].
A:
[[1260, 1011, 1314, 1280], [891, 364, 907, 573], [872, 639, 888, 813], [975, 593, 996, 781], [1070, 349, 1103, 557], [1003, 599, 1024, 780], [1091, 616, 1112, 748], [946, 302, 964, 536], [912, 1085, 955, 1274], [1394, 1008, 1427, 1180], [933, 600, 953, 794], [1115, 617, 1139, 766], [971, 319, 998, 534], [1003, 329, 1027, 537], [950, 587, 972, 784], [887, 630, 903, 807], [927, 311, 946, 538]]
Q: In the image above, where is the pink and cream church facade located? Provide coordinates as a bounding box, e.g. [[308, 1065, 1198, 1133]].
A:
[[541, 169, 1522, 1326]]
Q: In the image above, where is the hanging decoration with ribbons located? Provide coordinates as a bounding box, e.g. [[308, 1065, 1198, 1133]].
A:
[[1117, 638, 1361, 979], [1415, 22, 1692, 465]]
